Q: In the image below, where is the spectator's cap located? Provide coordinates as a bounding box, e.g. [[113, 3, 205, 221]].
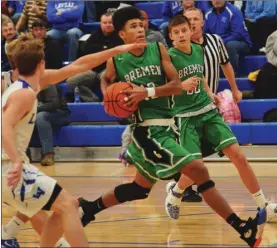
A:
[[112, 6, 142, 33], [32, 19, 47, 29], [266, 30, 277, 67]]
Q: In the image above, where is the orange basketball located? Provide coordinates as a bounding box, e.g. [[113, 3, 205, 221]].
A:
[[103, 82, 138, 118]]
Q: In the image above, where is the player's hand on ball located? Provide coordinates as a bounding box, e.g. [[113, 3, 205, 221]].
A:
[[181, 76, 199, 91], [116, 42, 148, 54], [122, 84, 147, 108], [7, 162, 23, 189]]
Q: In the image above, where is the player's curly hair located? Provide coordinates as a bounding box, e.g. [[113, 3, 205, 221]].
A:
[[6, 33, 44, 75], [112, 6, 142, 33]]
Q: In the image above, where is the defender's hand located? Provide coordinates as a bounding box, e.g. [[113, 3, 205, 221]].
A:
[[7, 162, 23, 189]]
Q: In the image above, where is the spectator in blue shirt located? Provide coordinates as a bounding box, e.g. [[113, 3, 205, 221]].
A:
[[245, 0, 277, 51], [47, 0, 84, 61], [204, 0, 252, 76], [7, 0, 25, 24]]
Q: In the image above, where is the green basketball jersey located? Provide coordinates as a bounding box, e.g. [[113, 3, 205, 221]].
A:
[[113, 42, 173, 123], [168, 43, 213, 116]]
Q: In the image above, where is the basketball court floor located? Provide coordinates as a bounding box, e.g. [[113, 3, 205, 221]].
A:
[[2, 161, 277, 247]]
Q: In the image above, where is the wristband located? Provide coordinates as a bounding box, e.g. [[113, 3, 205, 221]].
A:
[[146, 87, 156, 98]]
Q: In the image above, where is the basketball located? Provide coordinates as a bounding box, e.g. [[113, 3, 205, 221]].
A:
[[103, 82, 138, 118]]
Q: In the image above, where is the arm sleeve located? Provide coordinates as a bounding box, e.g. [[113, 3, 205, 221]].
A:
[[217, 35, 230, 64]]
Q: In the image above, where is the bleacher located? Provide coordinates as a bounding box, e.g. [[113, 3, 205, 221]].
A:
[[31, 2, 277, 161]]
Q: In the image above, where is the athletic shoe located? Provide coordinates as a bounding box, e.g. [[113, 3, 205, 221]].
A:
[[165, 182, 183, 219], [240, 208, 267, 247], [1, 238, 20, 248], [78, 197, 96, 227]]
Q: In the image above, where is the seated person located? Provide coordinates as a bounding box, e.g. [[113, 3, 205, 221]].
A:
[[204, 0, 252, 76], [7, 0, 25, 24], [47, 0, 84, 61], [33, 85, 71, 166], [1, 19, 18, 71], [254, 31, 277, 99], [245, 0, 277, 51], [67, 11, 123, 102], [16, 0, 47, 32], [31, 19, 63, 69]]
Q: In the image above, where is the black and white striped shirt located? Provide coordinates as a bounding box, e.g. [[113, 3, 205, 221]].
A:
[[202, 33, 230, 93]]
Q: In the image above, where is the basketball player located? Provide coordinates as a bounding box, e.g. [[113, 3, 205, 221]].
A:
[[2, 33, 148, 247], [164, 15, 277, 223], [79, 7, 266, 247]]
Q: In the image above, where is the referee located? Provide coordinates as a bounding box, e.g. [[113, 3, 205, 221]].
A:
[[184, 7, 242, 103], [178, 7, 243, 203]]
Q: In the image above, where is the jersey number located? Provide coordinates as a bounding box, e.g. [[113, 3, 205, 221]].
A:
[[28, 113, 35, 124], [187, 79, 201, 95]]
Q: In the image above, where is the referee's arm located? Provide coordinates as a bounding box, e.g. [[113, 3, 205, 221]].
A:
[[218, 36, 242, 104]]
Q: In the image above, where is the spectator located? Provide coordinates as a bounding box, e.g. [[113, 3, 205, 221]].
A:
[[1, 20, 18, 71], [160, 1, 183, 34], [31, 19, 63, 69], [16, 0, 47, 32], [84, 1, 96, 22], [254, 31, 277, 99], [8, 0, 25, 24], [140, 10, 168, 49], [181, 0, 211, 15], [47, 0, 84, 61], [34, 85, 71, 166], [66, 11, 123, 102], [245, 1, 277, 51], [1, 1, 9, 16], [204, 0, 252, 76]]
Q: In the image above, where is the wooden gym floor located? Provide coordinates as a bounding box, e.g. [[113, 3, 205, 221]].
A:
[[2, 162, 277, 247]]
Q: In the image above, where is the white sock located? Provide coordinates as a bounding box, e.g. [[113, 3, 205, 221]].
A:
[[55, 237, 71, 247], [173, 184, 185, 195], [4, 216, 24, 239], [252, 190, 267, 209]]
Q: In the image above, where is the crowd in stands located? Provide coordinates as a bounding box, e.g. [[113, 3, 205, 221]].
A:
[[1, 0, 277, 166]]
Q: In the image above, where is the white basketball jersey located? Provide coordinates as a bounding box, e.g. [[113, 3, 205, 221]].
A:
[[2, 70, 13, 91], [2, 79, 38, 163]]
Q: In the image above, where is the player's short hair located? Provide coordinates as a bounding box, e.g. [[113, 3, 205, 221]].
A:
[[169, 15, 191, 33], [112, 6, 142, 33], [184, 7, 204, 19], [7, 33, 45, 75]]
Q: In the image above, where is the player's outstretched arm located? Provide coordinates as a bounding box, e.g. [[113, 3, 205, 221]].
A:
[[40, 43, 147, 89], [101, 58, 117, 95], [2, 89, 36, 188]]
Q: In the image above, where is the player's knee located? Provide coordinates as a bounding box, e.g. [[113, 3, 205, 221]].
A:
[[188, 160, 209, 177], [53, 191, 78, 214], [114, 181, 151, 203], [197, 180, 215, 194]]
